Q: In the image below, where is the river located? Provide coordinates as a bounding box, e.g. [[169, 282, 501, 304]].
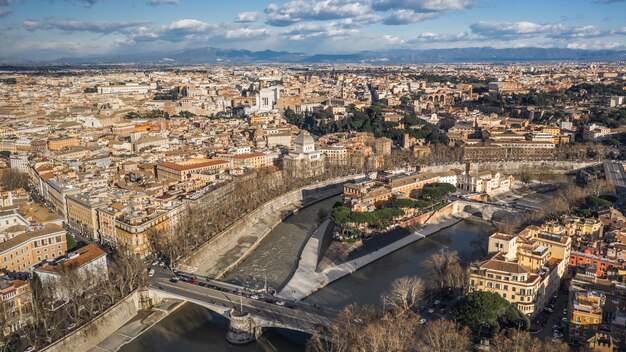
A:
[[121, 197, 494, 351]]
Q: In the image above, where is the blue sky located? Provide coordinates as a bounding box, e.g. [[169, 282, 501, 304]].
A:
[[0, 0, 625, 59]]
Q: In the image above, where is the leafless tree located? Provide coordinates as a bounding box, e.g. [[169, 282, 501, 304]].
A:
[[416, 318, 471, 352], [492, 330, 569, 352], [0, 169, 29, 190], [423, 249, 465, 291], [383, 276, 425, 312]]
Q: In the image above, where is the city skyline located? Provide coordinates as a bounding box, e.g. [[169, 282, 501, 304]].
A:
[[1, 0, 626, 60]]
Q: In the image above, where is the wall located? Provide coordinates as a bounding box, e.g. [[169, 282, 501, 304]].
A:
[[42, 290, 147, 352], [183, 174, 364, 277], [422, 161, 598, 175]]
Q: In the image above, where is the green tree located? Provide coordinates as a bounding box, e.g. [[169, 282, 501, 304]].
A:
[[454, 291, 530, 334], [66, 234, 77, 251]]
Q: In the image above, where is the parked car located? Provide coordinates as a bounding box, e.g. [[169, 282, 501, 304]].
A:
[[148, 268, 155, 277], [276, 301, 286, 306], [428, 308, 435, 314], [419, 318, 427, 325], [251, 295, 260, 300], [433, 300, 441, 306]]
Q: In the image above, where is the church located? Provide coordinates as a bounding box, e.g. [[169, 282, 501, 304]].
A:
[[282, 131, 325, 178]]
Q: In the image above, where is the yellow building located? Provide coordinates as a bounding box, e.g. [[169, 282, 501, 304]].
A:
[[230, 152, 271, 169], [157, 159, 228, 182], [97, 202, 186, 257], [66, 194, 105, 241], [47, 137, 79, 151], [469, 228, 571, 317], [569, 290, 604, 346], [0, 225, 68, 272], [0, 277, 32, 334]]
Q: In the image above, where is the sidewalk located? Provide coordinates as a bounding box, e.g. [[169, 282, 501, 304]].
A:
[[278, 215, 466, 301]]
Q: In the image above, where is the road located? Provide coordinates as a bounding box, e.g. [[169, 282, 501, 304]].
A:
[[147, 267, 335, 332]]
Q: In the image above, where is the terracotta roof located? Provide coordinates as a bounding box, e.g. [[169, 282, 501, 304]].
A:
[[232, 152, 265, 159], [0, 224, 65, 254], [481, 255, 527, 274], [35, 244, 106, 274], [158, 160, 228, 172]]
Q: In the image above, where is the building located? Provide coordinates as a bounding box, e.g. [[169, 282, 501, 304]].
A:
[[583, 123, 613, 142], [0, 225, 68, 272], [282, 131, 325, 178], [0, 275, 32, 335], [157, 159, 229, 182], [254, 86, 280, 113], [457, 164, 514, 195], [469, 228, 571, 317], [568, 290, 605, 347], [461, 140, 555, 162], [34, 243, 107, 300], [65, 194, 105, 241], [97, 83, 155, 94], [230, 152, 272, 169]]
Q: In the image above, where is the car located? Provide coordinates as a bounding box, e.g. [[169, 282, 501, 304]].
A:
[[24, 347, 35, 352], [439, 308, 447, 314], [170, 276, 179, 282], [543, 307, 554, 313], [198, 282, 207, 287], [561, 317, 568, 322], [67, 323, 76, 330], [428, 308, 435, 314], [433, 300, 441, 306], [151, 260, 159, 266], [188, 279, 197, 285], [419, 318, 427, 325], [92, 309, 100, 315], [418, 306, 427, 312], [148, 268, 155, 277], [250, 295, 260, 300], [276, 301, 285, 306]]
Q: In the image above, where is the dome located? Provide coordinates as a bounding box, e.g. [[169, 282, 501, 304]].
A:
[[294, 131, 314, 146], [252, 129, 265, 138]]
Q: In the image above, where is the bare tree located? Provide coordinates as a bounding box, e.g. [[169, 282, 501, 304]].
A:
[[416, 318, 471, 352], [0, 169, 29, 190], [383, 276, 425, 312], [492, 330, 569, 352], [423, 250, 465, 291]]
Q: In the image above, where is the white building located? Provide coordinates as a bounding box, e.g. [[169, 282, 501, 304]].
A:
[[97, 83, 156, 94], [34, 244, 108, 300], [283, 131, 325, 177], [9, 155, 29, 173], [254, 86, 280, 113]]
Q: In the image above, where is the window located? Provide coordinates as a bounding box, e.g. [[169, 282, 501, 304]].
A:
[[504, 285, 508, 291]]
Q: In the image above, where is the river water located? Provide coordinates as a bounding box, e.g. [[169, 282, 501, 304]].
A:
[[121, 197, 494, 352]]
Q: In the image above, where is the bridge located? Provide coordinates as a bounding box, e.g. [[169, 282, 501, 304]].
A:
[[147, 267, 335, 344], [453, 199, 524, 221]]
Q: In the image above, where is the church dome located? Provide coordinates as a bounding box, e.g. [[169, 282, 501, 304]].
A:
[[294, 131, 314, 146]]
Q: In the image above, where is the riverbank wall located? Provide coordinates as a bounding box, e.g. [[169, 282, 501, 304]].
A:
[[183, 174, 365, 278], [42, 290, 148, 352], [422, 160, 598, 175]]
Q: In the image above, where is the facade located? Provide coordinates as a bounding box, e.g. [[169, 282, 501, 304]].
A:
[[457, 167, 514, 195], [0, 225, 68, 272], [0, 277, 32, 335], [157, 159, 229, 182], [469, 228, 571, 317], [35, 244, 108, 300], [283, 131, 325, 178], [65, 194, 105, 241], [568, 290, 605, 346]]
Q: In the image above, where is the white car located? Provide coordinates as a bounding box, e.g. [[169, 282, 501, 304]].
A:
[[427, 308, 435, 314], [275, 301, 285, 306], [433, 300, 441, 306], [148, 268, 155, 277], [250, 295, 259, 300], [151, 260, 159, 266], [419, 318, 427, 325]]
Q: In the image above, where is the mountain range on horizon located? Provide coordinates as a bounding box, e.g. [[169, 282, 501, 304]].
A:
[[2, 46, 626, 66]]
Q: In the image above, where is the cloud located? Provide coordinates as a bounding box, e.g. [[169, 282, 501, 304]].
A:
[[282, 21, 358, 40], [382, 9, 439, 24], [264, 0, 373, 26], [0, 0, 13, 6], [22, 19, 150, 34], [235, 11, 259, 23], [372, 0, 473, 12], [0, 7, 11, 17], [224, 27, 269, 39], [469, 21, 607, 40], [64, 0, 102, 7], [147, 0, 180, 6]]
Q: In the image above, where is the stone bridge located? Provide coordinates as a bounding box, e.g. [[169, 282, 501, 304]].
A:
[[452, 200, 521, 222], [147, 274, 334, 345]]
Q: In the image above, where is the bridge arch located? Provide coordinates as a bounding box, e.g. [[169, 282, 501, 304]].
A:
[[463, 205, 484, 219], [491, 209, 515, 223]]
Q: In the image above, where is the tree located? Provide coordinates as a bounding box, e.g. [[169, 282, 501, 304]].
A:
[[492, 330, 569, 352], [66, 234, 77, 251], [454, 291, 530, 334], [423, 249, 465, 291], [383, 276, 425, 312], [417, 318, 472, 352], [0, 169, 29, 190]]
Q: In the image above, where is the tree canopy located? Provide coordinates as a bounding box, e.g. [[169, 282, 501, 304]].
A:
[[454, 291, 530, 334]]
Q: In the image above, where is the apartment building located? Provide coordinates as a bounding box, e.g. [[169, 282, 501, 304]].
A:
[[157, 159, 229, 182], [0, 225, 68, 272], [569, 290, 605, 346], [65, 194, 106, 241], [469, 228, 571, 317], [0, 276, 32, 335]]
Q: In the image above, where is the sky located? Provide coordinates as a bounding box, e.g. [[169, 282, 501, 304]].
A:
[[0, 0, 625, 60]]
